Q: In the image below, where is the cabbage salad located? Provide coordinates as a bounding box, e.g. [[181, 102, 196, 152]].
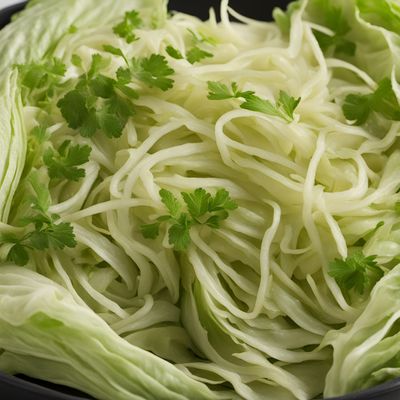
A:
[[1, 0, 400, 399]]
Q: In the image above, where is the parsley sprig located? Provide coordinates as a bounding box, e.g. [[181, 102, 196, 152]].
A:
[[103, 45, 175, 91], [113, 10, 142, 43], [328, 250, 383, 295], [342, 78, 400, 125], [140, 188, 238, 251], [1, 174, 77, 266], [43, 140, 91, 182], [207, 81, 301, 122], [17, 57, 66, 104], [57, 54, 138, 138], [166, 29, 214, 64]]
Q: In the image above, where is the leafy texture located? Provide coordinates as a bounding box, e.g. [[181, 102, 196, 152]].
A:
[[324, 265, 400, 397], [328, 250, 383, 295], [208, 81, 300, 122], [356, 0, 400, 35], [186, 47, 213, 64], [113, 10, 142, 43], [0, 175, 76, 266], [141, 188, 237, 251], [342, 78, 400, 124], [17, 58, 66, 104], [131, 54, 174, 91], [0, 266, 216, 400], [43, 141, 91, 181], [57, 54, 137, 138], [165, 45, 184, 60]]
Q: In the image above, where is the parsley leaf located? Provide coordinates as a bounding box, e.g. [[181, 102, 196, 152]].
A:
[[186, 47, 213, 64], [329, 250, 383, 295], [241, 94, 284, 118], [113, 10, 142, 43], [342, 78, 400, 125], [342, 93, 372, 125], [241, 92, 301, 122], [131, 54, 174, 91], [30, 221, 76, 250], [140, 223, 161, 239], [1, 174, 77, 266], [277, 90, 302, 120], [207, 81, 253, 100], [140, 188, 238, 251], [207, 81, 300, 122], [168, 213, 192, 251], [7, 243, 30, 266], [71, 54, 83, 68], [182, 188, 211, 219], [58, 54, 136, 138], [166, 45, 184, 60], [160, 189, 181, 218], [17, 58, 66, 104], [43, 141, 91, 181], [103, 45, 129, 65], [208, 188, 238, 212]]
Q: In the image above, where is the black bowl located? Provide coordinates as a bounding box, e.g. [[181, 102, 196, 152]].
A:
[[1, 1, 400, 400]]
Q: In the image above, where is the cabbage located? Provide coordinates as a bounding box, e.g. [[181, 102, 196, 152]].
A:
[[1, 0, 400, 399], [0, 265, 215, 400], [323, 264, 400, 397]]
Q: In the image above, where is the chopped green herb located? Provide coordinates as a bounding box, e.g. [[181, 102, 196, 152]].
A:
[[166, 45, 184, 60], [140, 188, 237, 251], [168, 213, 192, 251], [71, 54, 83, 68], [207, 81, 254, 100], [186, 47, 213, 64], [113, 10, 142, 43], [329, 250, 383, 295], [131, 54, 174, 91], [1, 174, 77, 266], [57, 54, 136, 138], [342, 78, 400, 125], [208, 81, 300, 122], [103, 45, 129, 65], [17, 57, 66, 103], [43, 141, 91, 182]]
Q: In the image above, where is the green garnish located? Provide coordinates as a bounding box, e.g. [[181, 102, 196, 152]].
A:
[[112, 10, 142, 43], [328, 250, 383, 295], [140, 188, 238, 251], [1, 174, 76, 266], [342, 78, 400, 125], [207, 81, 301, 122], [43, 140, 91, 182], [57, 54, 138, 138], [17, 57, 66, 103]]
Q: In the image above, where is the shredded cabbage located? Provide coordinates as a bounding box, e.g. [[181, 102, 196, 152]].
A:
[[1, 0, 400, 399]]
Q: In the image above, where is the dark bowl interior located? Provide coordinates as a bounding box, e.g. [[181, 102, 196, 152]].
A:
[[1, 1, 400, 400]]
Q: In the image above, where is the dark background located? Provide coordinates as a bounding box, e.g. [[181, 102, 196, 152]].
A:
[[169, 0, 289, 20]]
